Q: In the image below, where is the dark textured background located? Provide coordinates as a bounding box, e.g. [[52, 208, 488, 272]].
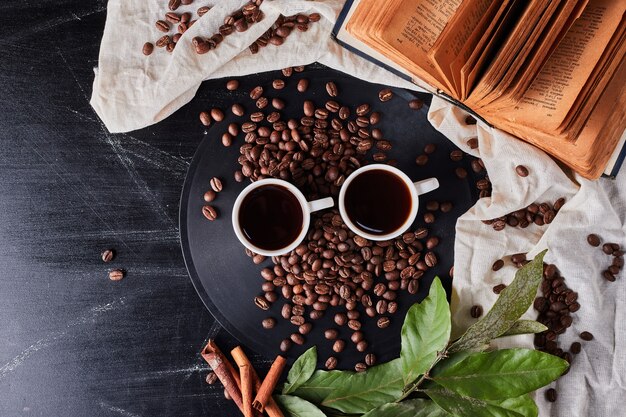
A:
[[0, 1, 262, 416]]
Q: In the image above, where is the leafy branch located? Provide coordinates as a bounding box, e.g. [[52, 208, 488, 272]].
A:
[[276, 250, 568, 417]]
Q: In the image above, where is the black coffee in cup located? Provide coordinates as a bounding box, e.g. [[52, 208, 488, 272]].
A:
[[239, 184, 303, 251], [344, 169, 412, 235]]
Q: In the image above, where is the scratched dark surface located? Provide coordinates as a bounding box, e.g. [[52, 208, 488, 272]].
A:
[[0, 2, 266, 416]]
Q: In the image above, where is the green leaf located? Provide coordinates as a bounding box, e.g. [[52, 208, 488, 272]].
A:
[[362, 399, 452, 417], [449, 250, 547, 353], [274, 395, 326, 417], [431, 348, 567, 400], [426, 388, 538, 417], [321, 358, 404, 414], [401, 277, 451, 385], [291, 370, 352, 405], [498, 320, 548, 337], [283, 346, 318, 394]]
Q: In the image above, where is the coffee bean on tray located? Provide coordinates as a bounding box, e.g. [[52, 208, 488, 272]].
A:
[[210, 177, 223, 192], [378, 89, 393, 102], [262, 318, 276, 329], [202, 205, 218, 221], [325, 81, 338, 97], [325, 356, 337, 370], [206, 371, 218, 385], [408, 99, 423, 109]]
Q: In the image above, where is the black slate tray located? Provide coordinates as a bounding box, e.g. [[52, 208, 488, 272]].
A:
[[180, 67, 479, 369]]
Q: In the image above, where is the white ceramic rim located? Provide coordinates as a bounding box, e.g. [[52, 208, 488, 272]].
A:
[[338, 164, 419, 241], [232, 178, 312, 257]]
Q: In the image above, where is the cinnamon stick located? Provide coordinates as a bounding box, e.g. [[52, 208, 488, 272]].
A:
[[240, 364, 254, 417], [253, 355, 287, 412], [202, 339, 242, 390], [203, 352, 244, 413], [231, 347, 284, 417]]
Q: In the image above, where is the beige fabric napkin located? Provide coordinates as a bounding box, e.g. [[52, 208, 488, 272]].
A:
[[91, 1, 626, 415]]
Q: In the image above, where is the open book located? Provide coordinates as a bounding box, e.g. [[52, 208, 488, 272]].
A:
[[333, 0, 626, 179]]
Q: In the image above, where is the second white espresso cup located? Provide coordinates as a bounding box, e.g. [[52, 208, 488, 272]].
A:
[[338, 164, 439, 241]]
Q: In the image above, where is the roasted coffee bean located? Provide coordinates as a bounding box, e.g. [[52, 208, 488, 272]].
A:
[[493, 284, 506, 294], [356, 340, 368, 352], [325, 81, 338, 97], [347, 331, 362, 345], [325, 356, 337, 370], [378, 88, 393, 102], [424, 143, 436, 154], [338, 106, 350, 119], [168, 0, 181, 10], [281, 304, 292, 319], [299, 323, 312, 335], [280, 338, 291, 352], [254, 296, 270, 310], [256, 97, 268, 109], [602, 243, 615, 255], [414, 154, 429, 166], [165, 12, 181, 23], [583, 233, 602, 248], [290, 333, 305, 345], [387, 301, 398, 314], [545, 388, 557, 402], [101, 249, 115, 263], [348, 319, 361, 331], [297, 78, 309, 92], [142, 42, 154, 56], [262, 317, 276, 329], [303, 100, 315, 117], [570, 342, 581, 354], [426, 236, 439, 249], [290, 315, 305, 326], [324, 328, 338, 340], [206, 371, 218, 385], [221, 132, 233, 147], [455, 167, 468, 179], [334, 313, 348, 326], [511, 253, 526, 263], [515, 165, 529, 177], [332, 339, 345, 353], [210, 177, 223, 192], [198, 6, 211, 17], [202, 205, 218, 221], [156, 20, 170, 32], [424, 251, 437, 267], [377, 316, 390, 328], [467, 137, 479, 149], [355, 362, 367, 372], [365, 353, 376, 366], [492, 259, 504, 271], [108, 269, 125, 281], [356, 104, 370, 116], [408, 99, 423, 109], [250, 86, 263, 100], [202, 189, 216, 202], [470, 305, 483, 318], [450, 150, 463, 161], [580, 331, 593, 341], [408, 279, 419, 294], [370, 111, 381, 125], [231, 103, 245, 117], [199, 111, 212, 126]]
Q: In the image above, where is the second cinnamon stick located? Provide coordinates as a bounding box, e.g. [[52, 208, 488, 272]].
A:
[[252, 355, 287, 412]]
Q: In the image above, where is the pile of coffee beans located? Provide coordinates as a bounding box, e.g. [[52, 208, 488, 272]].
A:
[[144, 0, 204, 55], [248, 13, 321, 55], [586, 233, 623, 282], [257, 210, 440, 370], [532, 263, 582, 367], [483, 198, 565, 231]]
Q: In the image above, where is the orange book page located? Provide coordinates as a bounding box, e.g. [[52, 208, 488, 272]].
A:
[[490, 0, 626, 133], [378, 0, 463, 86], [429, 0, 494, 96]]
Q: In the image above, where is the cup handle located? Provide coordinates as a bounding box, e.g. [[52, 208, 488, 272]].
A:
[[307, 197, 334, 213], [413, 178, 439, 196]]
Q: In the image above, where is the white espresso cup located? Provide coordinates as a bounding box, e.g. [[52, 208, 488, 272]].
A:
[[338, 164, 439, 241], [232, 178, 334, 257]]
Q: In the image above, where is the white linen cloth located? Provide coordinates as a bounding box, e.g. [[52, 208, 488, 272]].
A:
[[91, 1, 626, 415]]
